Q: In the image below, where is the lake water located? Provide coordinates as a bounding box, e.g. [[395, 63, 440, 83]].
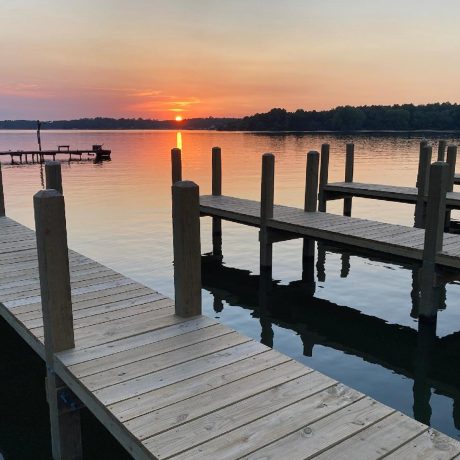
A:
[[1, 130, 460, 458]]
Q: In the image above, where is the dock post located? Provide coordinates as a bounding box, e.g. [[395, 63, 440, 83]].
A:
[[444, 145, 457, 231], [171, 148, 182, 185], [45, 161, 63, 194], [302, 151, 319, 283], [318, 143, 330, 212], [414, 145, 432, 228], [420, 162, 450, 320], [172, 181, 202, 317], [416, 140, 428, 188], [34, 189, 82, 460], [437, 140, 447, 161], [260, 154, 275, 274], [343, 143, 354, 216], [212, 147, 222, 257], [0, 163, 5, 216]]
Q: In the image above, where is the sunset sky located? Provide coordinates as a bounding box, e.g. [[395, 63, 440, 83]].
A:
[[1, 0, 459, 120]]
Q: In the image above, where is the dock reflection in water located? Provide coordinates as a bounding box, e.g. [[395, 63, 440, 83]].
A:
[[201, 245, 460, 433]]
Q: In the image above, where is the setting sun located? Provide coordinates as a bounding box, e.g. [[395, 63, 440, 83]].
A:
[[175, 115, 183, 122]]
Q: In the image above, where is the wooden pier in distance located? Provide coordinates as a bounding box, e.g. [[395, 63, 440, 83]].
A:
[[1, 157, 460, 459], [0, 144, 111, 164]]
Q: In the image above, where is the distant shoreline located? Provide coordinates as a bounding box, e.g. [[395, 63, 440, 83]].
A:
[[1, 128, 460, 134]]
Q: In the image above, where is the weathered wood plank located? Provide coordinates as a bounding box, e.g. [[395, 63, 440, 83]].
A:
[[312, 411, 427, 460], [94, 341, 269, 406], [384, 429, 460, 460], [126, 360, 312, 441], [154, 383, 360, 459], [108, 350, 290, 422], [82, 332, 250, 391]]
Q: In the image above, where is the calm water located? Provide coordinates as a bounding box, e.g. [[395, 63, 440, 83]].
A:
[[1, 130, 460, 458]]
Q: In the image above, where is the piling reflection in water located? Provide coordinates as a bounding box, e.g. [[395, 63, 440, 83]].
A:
[[201, 246, 460, 431]]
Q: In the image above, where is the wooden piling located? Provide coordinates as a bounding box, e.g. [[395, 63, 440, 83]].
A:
[[34, 189, 82, 460], [305, 151, 319, 212], [444, 145, 458, 230], [437, 140, 447, 162], [172, 181, 202, 317], [414, 145, 432, 228], [446, 145, 457, 191], [416, 140, 428, 188], [45, 161, 63, 194], [212, 147, 222, 257], [302, 151, 319, 282], [0, 162, 4, 216], [171, 148, 182, 185], [318, 144, 330, 212], [260, 154, 275, 270], [420, 162, 450, 319], [343, 143, 354, 216]]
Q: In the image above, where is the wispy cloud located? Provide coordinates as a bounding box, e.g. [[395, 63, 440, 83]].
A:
[[0, 83, 53, 98]]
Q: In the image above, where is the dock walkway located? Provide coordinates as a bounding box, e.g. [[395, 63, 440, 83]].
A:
[[2, 218, 460, 458], [323, 181, 460, 208], [200, 194, 460, 268]]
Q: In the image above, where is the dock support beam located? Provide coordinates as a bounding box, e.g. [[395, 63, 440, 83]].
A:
[[343, 143, 354, 216], [302, 151, 319, 284], [420, 162, 449, 320], [212, 147, 222, 257], [0, 162, 5, 216], [414, 145, 432, 229], [318, 144, 330, 212], [172, 181, 202, 317], [45, 161, 63, 194], [171, 148, 182, 185], [260, 154, 275, 275], [34, 189, 82, 460]]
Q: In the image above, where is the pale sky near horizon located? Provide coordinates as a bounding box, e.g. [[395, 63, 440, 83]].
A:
[[1, 0, 459, 120]]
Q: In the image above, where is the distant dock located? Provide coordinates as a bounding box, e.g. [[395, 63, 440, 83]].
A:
[[0, 144, 111, 163]]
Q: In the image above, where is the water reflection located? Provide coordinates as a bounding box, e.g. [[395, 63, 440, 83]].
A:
[[176, 131, 182, 150], [201, 248, 460, 431]]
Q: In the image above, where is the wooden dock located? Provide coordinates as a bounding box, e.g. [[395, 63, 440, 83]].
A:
[[318, 143, 460, 225], [0, 145, 111, 163], [200, 194, 460, 267], [2, 159, 460, 459]]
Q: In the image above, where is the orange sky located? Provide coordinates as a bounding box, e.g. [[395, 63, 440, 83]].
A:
[[1, 0, 459, 120]]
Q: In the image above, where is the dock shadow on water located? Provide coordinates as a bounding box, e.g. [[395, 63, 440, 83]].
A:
[[0, 319, 131, 459], [201, 245, 460, 437]]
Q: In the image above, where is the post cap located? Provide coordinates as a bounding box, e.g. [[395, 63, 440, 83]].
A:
[[34, 189, 62, 199], [172, 180, 199, 190]]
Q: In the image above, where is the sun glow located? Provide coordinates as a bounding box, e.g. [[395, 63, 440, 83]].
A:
[[175, 115, 183, 122]]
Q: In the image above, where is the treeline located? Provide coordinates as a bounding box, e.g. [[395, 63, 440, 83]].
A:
[[0, 117, 236, 130], [220, 103, 460, 131]]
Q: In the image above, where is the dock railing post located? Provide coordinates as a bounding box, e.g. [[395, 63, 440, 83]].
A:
[[34, 189, 82, 460], [45, 161, 63, 194], [0, 162, 5, 216], [172, 181, 202, 317], [212, 146, 222, 257], [343, 143, 354, 216], [171, 148, 182, 185], [303, 151, 319, 284], [260, 153, 275, 273], [420, 162, 450, 320], [437, 140, 447, 162], [414, 145, 432, 229], [444, 145, 457, 230], [318, 144, 330, 212]]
